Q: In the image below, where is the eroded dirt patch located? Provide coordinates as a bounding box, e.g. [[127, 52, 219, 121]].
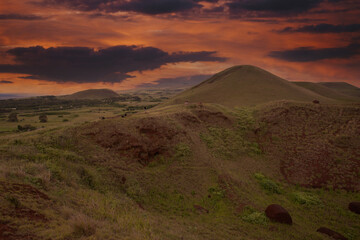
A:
[[193, 109, 232, 126], [81, 116, 186, 166], [256, 103, 360, 191], [0, 182, 50, 240]]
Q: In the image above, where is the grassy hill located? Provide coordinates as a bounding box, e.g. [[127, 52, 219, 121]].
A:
[[0, 66, 359, 240], [165, 65, 336, 107], [318, 82, 360, 98], [1, 102, 359, 240], [60, 89, 119, 100], [293, 82, 360, 102]]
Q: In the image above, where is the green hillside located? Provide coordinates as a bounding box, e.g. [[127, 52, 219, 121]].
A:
[[60, 89, 119, 100], [165, 65, 335, 107], [1, 102, 359, 240], [319, 82, 360, 98], [293, 82, 360, 102]]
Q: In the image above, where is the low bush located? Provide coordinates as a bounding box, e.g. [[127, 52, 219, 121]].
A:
[[254, 173, 281, 194], [18, 124, 36, 132], [241, 207, 268, 225], [291, 192, 321, 205]]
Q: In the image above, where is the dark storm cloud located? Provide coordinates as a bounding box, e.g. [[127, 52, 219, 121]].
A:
[[227, 0, 324, 17], [38, 0, 218, 14], [0, 80, 13, 84], [0, 14, 46, 20], [137, 74, 212, 88], [0, 45, 226, 83], [268, 43, 360, 62], [279, 23, 360, 33], [117, 0, 201, 14]]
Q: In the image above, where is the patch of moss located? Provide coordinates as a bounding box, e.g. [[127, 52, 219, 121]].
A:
[[254, 173, 281, 194], [291, 192, 322, 205], [241, 206, 268, 225]]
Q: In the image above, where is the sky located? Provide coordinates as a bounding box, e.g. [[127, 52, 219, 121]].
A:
[[0, 0, 359, 96]]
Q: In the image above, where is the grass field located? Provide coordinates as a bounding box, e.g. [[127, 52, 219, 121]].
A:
[[1, 100, 359, 240]]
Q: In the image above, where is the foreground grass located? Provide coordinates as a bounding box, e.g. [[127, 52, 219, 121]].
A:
[[0, 103, 359, 239]]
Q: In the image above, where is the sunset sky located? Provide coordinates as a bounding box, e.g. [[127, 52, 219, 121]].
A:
[[0, 0, 359, 96]]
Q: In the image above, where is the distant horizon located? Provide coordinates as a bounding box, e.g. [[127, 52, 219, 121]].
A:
[[2, 78, 360, 101]]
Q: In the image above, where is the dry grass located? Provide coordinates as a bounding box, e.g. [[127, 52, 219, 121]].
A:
[[70, 213, 98, 237]]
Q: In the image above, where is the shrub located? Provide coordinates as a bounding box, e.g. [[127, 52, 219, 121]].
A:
[[5, 195, 21, 208], [18, 124, 36, 132], [39, 113, 48, 123], [63, 119, 69, 122], [291, 192, 321, 205], [8, 112, 18, 122], [241, 207, 268, 225], [254, 173, 281, 194], [78, 167, 95, 189]]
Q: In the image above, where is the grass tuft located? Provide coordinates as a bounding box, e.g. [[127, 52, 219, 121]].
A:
[[254, 173, 281, 194], [70, 213, 98, 237], [291, 192, 322, 205], [241, 207, 268, 225]]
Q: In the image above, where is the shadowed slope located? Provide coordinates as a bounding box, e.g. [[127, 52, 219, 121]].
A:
[[165, 65, 334, 107], [319, 82, 360, 98], [293, 82, 360, 102]]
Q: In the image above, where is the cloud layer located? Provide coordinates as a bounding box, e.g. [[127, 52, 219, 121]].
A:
[[0, 45, 225, 83], [0, 14, 46, 20], [268, 43, 360, 62], [279, 23, 360, 33], [138, 74, 212, 88]]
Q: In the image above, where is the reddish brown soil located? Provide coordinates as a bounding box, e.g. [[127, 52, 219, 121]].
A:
[[79, 108, 232, 167], [193, 204, 209, 214], [192, 109, 232, 126], [0, 182, 50, 240], [0, 182, 50, 201], [81, 116, 185, 166], [218, 174, 248, 213], [256, 103, 360, 191], [0, 223, 35, 240]]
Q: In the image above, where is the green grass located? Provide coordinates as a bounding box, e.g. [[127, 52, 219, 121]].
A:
[[0, 102, 359, 240], [290, 192, 322, 205], [241, 207, 269, 225], [254, 173, 282, 194]]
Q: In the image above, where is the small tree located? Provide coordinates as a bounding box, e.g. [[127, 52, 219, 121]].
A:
[[8, 112, 18, 122], [39, 113, 48, 123]]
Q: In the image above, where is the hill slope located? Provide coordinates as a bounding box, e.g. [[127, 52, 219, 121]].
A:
[[165, 65, 335, 107], [60, 89, 119, 100], [293, 82, 360, 102], [319, 82, 360, 98], [1, 103, 359, 239]]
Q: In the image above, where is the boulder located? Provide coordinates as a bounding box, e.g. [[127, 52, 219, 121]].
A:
[[348, 202, 360, 214], [317, 227, 347, 240], [265, 204, 292, 224], [313, 100, 320, 104]]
